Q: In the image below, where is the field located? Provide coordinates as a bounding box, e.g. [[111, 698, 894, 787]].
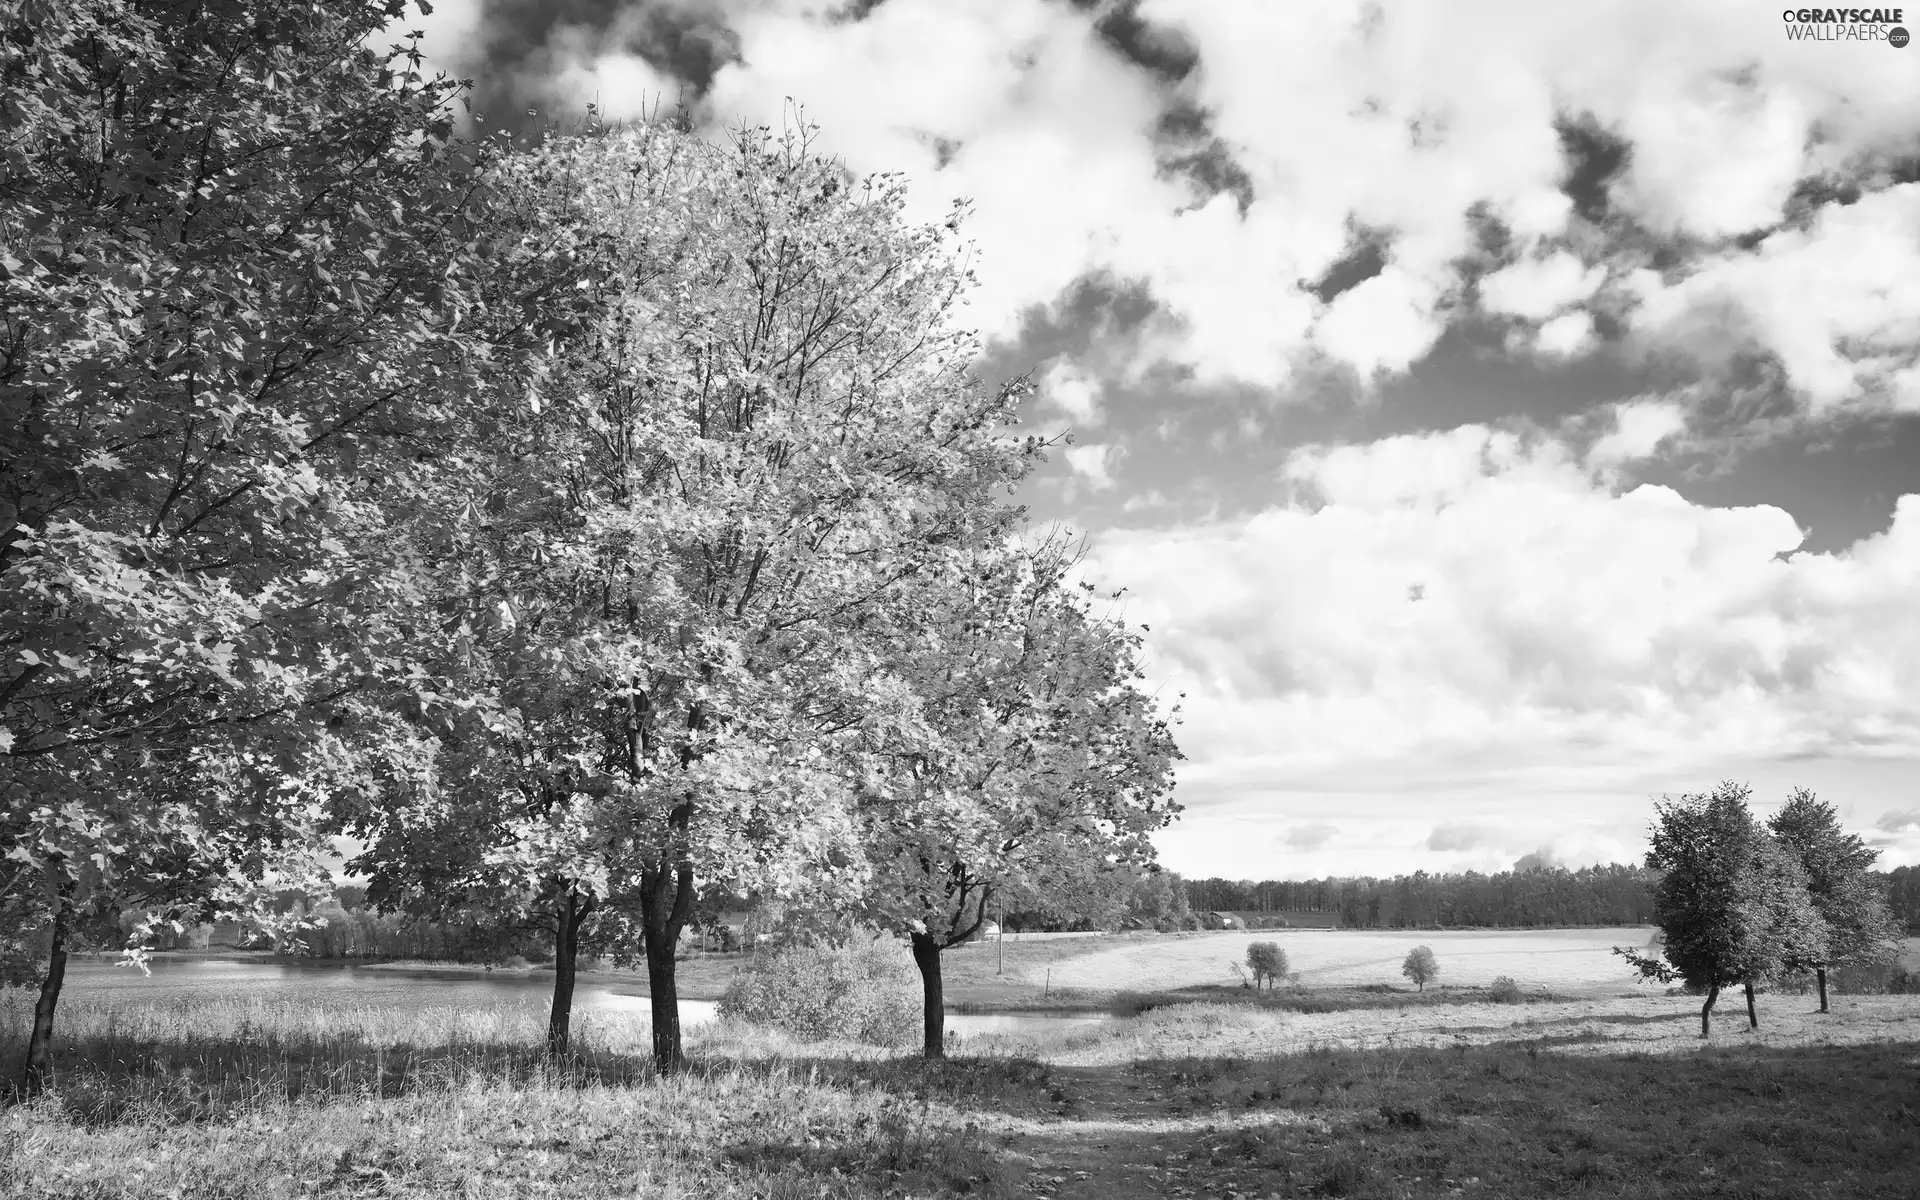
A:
[[1034, 927, 1663, 996], [6, 932, 1919, 1198]]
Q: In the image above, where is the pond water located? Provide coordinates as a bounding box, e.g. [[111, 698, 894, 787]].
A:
[[59, 958, 1113, 1040]]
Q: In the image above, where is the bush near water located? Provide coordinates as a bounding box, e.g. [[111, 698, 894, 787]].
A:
[[718, 933, 922, 1046]]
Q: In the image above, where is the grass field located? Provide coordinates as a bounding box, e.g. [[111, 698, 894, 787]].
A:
[[6, 959, 1920, 1199], [1035, 926, 1663, 996]]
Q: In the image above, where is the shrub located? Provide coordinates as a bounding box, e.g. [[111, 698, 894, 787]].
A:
[[1488, 975, 1522, 1004], [1401, 946, 1439, 991], [718, 931, 920, 1046]]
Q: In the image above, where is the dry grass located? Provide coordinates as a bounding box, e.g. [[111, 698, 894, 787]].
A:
[[5, 979, 1919, 1198], [1039, 926, 1659, 995]]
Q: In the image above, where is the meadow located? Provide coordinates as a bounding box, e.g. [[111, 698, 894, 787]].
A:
[[5, 932, 1919, 1198]]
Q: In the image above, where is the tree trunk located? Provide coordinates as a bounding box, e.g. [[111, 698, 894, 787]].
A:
[[644, 921, 683, 1073], [1743, 980, 1758, 1030], [1700, 983, 1720, 1037], [1816, 968, 1828, 1013], [22, 870, 75, 1097], [546, 890, 594, 1057], [638, 815, 695, 1076], [911, 930, 945, 1059]]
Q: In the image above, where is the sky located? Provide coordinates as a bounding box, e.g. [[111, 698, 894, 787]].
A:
[[394, 0, 1920, 879]]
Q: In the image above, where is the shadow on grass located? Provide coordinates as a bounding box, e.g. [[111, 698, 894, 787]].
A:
[[1060, 1039, 1920, 1199]]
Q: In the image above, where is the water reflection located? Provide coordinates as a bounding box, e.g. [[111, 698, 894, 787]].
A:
[[61, 958, 1111, 1038]]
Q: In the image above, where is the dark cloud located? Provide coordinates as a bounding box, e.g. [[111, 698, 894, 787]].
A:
[[458, 0, 741, 127], [1150, 100, 1256, 213], [1556, 115, 1631, 226], [1092, 1, 1199, 85], [828, 0, 891, 22], [1307, 227, 1390, 304], [1877, 809, 1920, 834], [1425, 824, 1490, 852], [1280, 823, 1339, 849]]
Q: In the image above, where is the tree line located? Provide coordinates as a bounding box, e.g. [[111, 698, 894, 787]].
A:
[[1181, 864, 1659, 928], [0, 0, 1181, 1093], [1181, 861, 1920, 934]]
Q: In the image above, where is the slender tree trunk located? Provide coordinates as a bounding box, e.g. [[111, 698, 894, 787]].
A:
[[638, 806, 695, 1075], [1700, 983, 1720, 1037], [22, 870, 75, 1097], [910, 930, 945, 1059], [546, 889, 594, 1057], [1743, 980, 1758, 1030], [1816, 968, 1829, 1013]]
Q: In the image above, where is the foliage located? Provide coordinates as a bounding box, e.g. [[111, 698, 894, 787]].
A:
[[717, 932, 921, 1047], [1487, 975, 1523, 1004], [1617, 784, 1828, 990], [0, 0, 533, 1087], [1121, 868, 1191, 930], [1767, 788, 1902, 973], [1400, 946, 1439, 990], [1245, 941, 1287, 990], [341, 117, 1044, 1067], [848, 534, 1183, 951], [1886, 864, 1920, 932]]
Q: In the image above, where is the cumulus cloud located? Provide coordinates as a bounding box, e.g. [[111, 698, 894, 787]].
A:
[[1586, 398, 1689, 469], [1064, 442, 1122, 490], [1627, 184, 1920, 414], [1041, 360, 1104, 427], [1087, 423, 1920, 860], [1480, 252, 1604, 322], [412, 0, 1920, 411]]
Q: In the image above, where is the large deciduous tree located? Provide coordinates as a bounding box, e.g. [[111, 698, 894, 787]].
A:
[[850, 536, 1182, 1057], [1615, 783, 1828, 1037], [343, 119, 1042, 1071], [1768, 788, 1903, 1013], [0, 0, 535, 1093]]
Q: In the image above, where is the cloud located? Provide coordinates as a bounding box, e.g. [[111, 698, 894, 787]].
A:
[[1512, 847, 1562, 873], [1586, 398, 1688, 469], [1064, 442, 1122, 490], [1878, 810, 1920, 835], [1041, 360, 1104, 426], [412, 1, 1920, 411], [1627, 184, 1920, 414], [1279, 823, 1339, 850], [1532, 310, 1597, 359], [1427, 824, 1493, 852], [1480, 252, 1603, 322], [1087, 424, 1920, 844]]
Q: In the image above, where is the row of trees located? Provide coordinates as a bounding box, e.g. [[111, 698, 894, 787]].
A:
[[1, 0, 1181, 1091], [1184, 864, 1660, 928], [1617, 784, 1903, 1035]]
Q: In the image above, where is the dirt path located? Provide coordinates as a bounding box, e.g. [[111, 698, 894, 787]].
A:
[[1005, 1063, 1318, 1199]]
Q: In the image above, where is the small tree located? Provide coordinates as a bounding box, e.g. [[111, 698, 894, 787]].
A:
[[1767, 789, 1903, 1012], [1615, 783, 1828, 1036], [1401, 945, 1439, 991], [1247, 941, 1286, 990]]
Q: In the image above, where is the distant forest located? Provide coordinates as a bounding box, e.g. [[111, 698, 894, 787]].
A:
[[1181, 863, 1920, 933]]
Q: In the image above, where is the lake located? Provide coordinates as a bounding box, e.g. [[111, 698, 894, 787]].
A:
[[57, 958, 1113, 1039]]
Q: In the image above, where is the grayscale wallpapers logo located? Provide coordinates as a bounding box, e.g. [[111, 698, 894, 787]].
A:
[[1781, 7, 1910, 43]]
